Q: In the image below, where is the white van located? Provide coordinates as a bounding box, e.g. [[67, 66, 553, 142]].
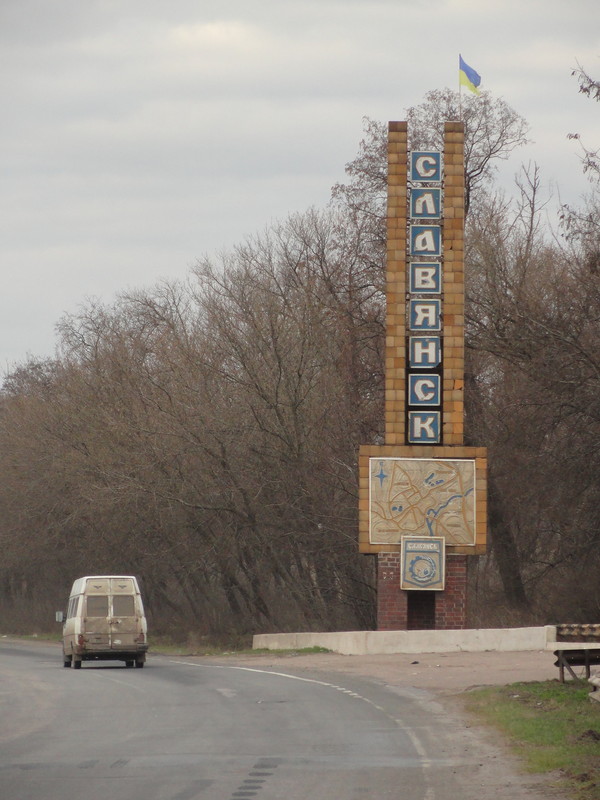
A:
[[61, 575, 148, 669]]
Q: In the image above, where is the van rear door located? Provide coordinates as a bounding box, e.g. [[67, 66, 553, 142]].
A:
[[85, 590, 111, 648], [109, 578, 139, 648]]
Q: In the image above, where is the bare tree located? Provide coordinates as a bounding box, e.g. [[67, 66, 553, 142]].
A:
[[332, 90, 529, 222], [466, 160, 600, 618], [562, 64, 600, 274]]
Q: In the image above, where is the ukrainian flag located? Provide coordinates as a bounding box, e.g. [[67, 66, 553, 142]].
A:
[[459, 55, 481, 95]]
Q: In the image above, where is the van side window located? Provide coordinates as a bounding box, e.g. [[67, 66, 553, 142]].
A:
[[67, 596, 79, 619], [113, 595, 135, 616], [87, 595, 109, 617]]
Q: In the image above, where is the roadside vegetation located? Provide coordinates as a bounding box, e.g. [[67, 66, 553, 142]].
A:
[[0, 67, 599, 640], [464, 679, 600, 800], [147, 633, 332, 657]]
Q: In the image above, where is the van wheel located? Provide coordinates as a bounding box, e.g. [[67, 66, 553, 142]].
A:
[[125, 660, 134, 668], [135, 660, 144, 668], [63, 656, 72, 668], [72, 659, 81, 669]]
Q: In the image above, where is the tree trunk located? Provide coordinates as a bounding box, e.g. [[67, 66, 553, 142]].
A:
[[488, 474, 529, 609]]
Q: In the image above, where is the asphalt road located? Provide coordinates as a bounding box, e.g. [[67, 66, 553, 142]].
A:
[[0, 639, 562, 800]]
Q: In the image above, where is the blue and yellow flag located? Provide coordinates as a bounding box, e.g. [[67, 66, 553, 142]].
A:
[[459, 55, 481, 95]]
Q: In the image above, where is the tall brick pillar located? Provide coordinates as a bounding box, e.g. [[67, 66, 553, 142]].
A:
[[372, 121, 471, 631], [433, 121, 469, 630], [359, 120, 486, 631]]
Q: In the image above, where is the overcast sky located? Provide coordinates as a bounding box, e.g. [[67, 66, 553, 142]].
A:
[[1, 0, 598, 370]]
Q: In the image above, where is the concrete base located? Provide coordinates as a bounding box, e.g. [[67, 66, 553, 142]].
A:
[[253, 626, 563, 655]]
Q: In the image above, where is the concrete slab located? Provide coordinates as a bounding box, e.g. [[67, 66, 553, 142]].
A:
[[253, 626, 558, 655]]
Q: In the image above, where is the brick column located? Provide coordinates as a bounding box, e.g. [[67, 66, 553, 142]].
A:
[[440, 122, 468, 627], [435, 556, 468, 629], [376, 553, 407, 629], [442, 121, 465, 446], [384, 121, 408, 445], [377, 122, 408, 632]]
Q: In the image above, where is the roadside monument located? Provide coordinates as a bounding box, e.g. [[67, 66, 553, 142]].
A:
[[358, 121, 487, 630]]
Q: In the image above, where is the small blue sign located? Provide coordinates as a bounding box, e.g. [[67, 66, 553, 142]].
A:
[[409, 300, 441, 331], [409, 262, 441, 294], [409, 336, 441, 368], [401, 536, 445, 590], [408, 411, 441, 443], [410, 188, 441, 219], [409, 225, 442, 256], [408, 374, 441, 407], [410, 151, 442, 183]]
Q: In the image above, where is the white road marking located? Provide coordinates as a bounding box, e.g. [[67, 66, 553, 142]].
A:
[[169, 659, 436, 799]]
